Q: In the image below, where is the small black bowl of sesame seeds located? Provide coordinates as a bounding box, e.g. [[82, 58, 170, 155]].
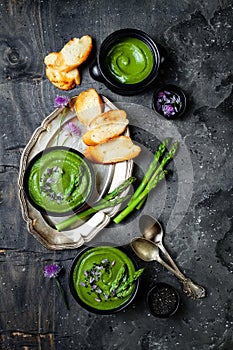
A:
[[147, 282, 180, 318]]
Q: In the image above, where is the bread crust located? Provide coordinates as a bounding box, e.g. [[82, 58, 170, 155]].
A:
[[75, 88, 103, 125], [88, 109, 127, 129], [82, 121, 129, 146], [46, 66, 80, 90], [44, 35, 92, 90], [84, 136, 141, 164]]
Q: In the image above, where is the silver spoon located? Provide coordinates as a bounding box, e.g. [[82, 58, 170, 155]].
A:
[[136, 216, 206, 299], [131, 237, 187, 281], [139, 214, 181, 273]]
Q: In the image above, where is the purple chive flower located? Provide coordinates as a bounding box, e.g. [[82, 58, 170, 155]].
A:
[[46, 177, 55, 184], [44, 263, 69, 310], [95, 298, 101, 302], [80, 282, 86, 287], [63, 122, 81, 137], [111, 260, 116, 266], [44, 263, 62, 278], [54, 95, 69, 108], [162, 104, 175, 116], [89, 277, 95, 283], [158, 92, 164, 99]]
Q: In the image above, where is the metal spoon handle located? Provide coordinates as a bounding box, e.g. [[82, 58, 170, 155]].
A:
[[156, 255, 206, 299], [157, 242, 185, 278], [181, 279, 206, 299], [156, 256, 187, 281], [157, 243, 206, 299]]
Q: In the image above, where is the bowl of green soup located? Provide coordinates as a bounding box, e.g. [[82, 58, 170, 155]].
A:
[[69, 246, 143, 314], [90, 28, 163, 95], [23, 146, 95, 217]]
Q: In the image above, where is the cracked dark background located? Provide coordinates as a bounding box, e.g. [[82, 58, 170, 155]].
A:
[[0, 0, 232, 349]]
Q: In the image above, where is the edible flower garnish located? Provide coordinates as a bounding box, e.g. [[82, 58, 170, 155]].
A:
[[63, 122, 81, 137], [44, 263, 69, 310], [55, 95, 70, 145], [79, 258, 144, 303], [54, 95, 69, 108]]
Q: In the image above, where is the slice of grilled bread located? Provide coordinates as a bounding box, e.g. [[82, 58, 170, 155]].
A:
[[75, 88, 103, 126], [82, 121, 129, 146], [46, 66, 80, 90], [88, 109, 127, 130], [84, 136, 141, 164], [44, 35, 92, 90], [60, 35, 92, 71]]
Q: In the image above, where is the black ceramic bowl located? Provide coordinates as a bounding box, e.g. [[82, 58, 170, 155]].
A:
[[23, 146, 95, 217], [69, 246, 140, 314], [90, 28, 163, 95], [147, 282, 180, 318], [152, 84, 187, 119]]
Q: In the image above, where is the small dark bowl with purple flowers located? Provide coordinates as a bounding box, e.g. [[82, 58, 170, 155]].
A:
[[152, 84, 187, 119]]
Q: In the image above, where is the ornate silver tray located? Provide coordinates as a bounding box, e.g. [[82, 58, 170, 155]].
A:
[[18, 96, 133, 250]]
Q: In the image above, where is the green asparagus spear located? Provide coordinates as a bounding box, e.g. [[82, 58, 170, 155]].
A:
[[56, 195, 131, 231], [131, 138, 171, 202], [104, 177, 136, 201], [116, 268, 144, 297], [109, 264, 127, 293], [127, 141, 179, 212], [113, 171, 167, 224], [55, 177, 136, 231]]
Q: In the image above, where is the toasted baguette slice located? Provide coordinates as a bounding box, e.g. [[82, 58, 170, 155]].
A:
[[44, 35, 92, 73], [82, 121, 128, 146], [89, 109, 127, 130], [44, 52, 60, 68], [84, 136, 141, 164], [46, 66, 80, 90], [75, 88, 103, 125], [60, 35, 92, 71]]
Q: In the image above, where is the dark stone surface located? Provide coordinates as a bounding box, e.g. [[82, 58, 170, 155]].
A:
[[0, 0, 232, 349]]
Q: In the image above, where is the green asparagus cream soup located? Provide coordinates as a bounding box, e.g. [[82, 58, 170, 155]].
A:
[[72, 246, 142, 311], [27, 148, 93, 214], [105, 37, 154, 84]]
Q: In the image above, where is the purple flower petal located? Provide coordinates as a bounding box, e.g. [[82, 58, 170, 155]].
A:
[[162, 104, 174, 116], [46, 177, 55, 184], [158, 92, 164, 98], [54, 95, 69, 108], [80, 282, 86, 287], [101, 259, 108, 263], [44, 264, 62, 278], [95, 298, 101, 302], [63, 122, 81, 137]]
